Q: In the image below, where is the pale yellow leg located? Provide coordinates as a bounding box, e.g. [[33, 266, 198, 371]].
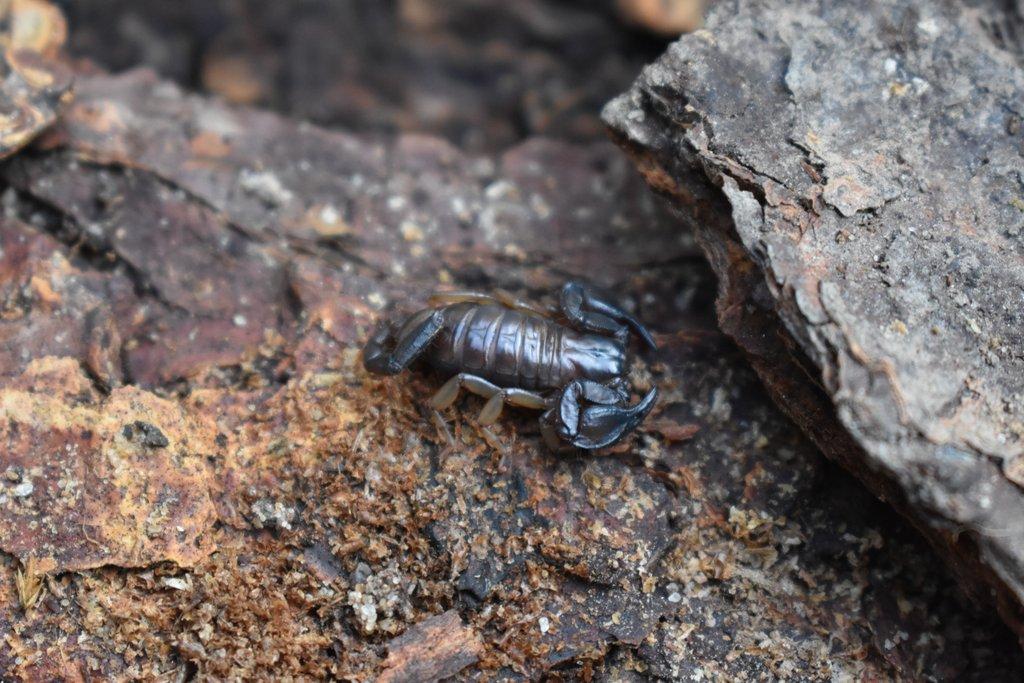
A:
[[428, 373, 547, 425], [478, 388, 549, 425]]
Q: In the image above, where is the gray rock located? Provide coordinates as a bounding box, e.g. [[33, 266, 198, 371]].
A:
[[605, 0, 1024, 639]]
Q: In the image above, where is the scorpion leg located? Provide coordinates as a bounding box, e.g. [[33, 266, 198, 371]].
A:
[[429, 373, 547, 423], [478, 387, 548, 425], [545, 379, 658, 450], [362, 309, 444, 375], [559, 281, 657, 350], [428, 373, 500, 410]]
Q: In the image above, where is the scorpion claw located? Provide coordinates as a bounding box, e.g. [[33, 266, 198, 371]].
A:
[[560, 281, 657, 350], [548, 381, 658, 450]]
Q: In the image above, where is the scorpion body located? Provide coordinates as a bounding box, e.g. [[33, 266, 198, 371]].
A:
[[363, 282, 658, 450], [417, 302, 625, 392]]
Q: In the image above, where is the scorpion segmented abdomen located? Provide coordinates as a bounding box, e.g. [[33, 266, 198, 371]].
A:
[[517, 314, 543, 390], [426, 303, 599, 391], [492, 309, 524, 385], [539, 316, 566, 390], [485, 307, 548, 390], [435, 303, 506, 378]]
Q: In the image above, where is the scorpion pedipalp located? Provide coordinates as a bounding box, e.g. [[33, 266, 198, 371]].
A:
[[559, 281, 657, 350], [545, 379, 659, 450]]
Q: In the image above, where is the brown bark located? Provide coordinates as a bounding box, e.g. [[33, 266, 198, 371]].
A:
[[378, 610, 483, 683]]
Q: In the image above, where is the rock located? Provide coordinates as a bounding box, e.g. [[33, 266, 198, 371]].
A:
[[0, 358, 218, 573], [0, 1, 71, 159], [121, 421, 170, 448], [605, 0, 1024, 641], [0, 222, 128, 387], [1, 0, 68, 59], [0, 47, 72, 158], [248, 498, 295, 531]]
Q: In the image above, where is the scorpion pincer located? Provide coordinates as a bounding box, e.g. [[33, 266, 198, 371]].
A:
[[362, 281, 658, 450]]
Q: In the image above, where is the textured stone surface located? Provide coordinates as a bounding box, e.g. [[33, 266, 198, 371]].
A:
[[605, 0, 1024, 640], [0, 68, 1020, 679], [0, 358, 218, 573], [0, 0, 71, 161]]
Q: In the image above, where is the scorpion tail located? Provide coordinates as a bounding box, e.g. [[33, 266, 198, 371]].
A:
[[362, 321, 400, 374], [363, 309, 445, 375]]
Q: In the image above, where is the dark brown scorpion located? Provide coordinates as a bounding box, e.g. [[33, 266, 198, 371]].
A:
[[362, 282, 658, 450]]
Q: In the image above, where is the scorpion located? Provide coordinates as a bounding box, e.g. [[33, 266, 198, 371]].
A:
[[362, 281, 658, 450]]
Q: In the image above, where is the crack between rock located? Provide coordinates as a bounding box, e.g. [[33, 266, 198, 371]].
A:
[[6, 184, 193, 317]]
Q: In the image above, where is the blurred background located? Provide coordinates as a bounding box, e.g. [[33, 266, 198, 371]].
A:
[[58, 0, 703, 152]]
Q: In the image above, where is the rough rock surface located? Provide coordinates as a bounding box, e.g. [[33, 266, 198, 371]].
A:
[[0, 68, 1021, 679], [0, 0, 71, 160], [0, 358, 218, 573], [605, 0, 1024, 640]]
